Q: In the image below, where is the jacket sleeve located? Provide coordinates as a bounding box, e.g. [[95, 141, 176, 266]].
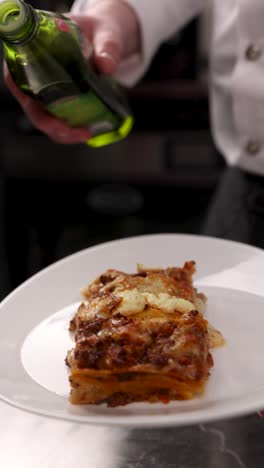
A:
[[71, 0, 206, 85]]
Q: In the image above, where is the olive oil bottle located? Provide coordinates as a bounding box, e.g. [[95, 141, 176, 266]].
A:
[[0, 0, 134, 147]]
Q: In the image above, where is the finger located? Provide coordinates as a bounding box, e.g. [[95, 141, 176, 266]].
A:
[[93, 28, 121, 74], [48, 126, 91, 145], [4, 62, 33, 108], [4, 66, 59, 134], [69, 14, 121, 74], [4, 64, 90, 144], [12, 87, 91, 143], [5, 69, 62, 135], [25, 103, 91, 144], [64, 13, 94, 40]]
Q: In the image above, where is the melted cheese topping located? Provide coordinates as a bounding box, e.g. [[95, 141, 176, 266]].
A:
[[115, 289, 195, 316], [115, 289, 146, 315]]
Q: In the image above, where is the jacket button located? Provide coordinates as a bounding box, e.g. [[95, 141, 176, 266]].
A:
[[246, 140, 261, 156], [245, 44, 262, 61]]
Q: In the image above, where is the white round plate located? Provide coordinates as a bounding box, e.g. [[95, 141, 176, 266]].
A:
[[1, 233, 264, 428]]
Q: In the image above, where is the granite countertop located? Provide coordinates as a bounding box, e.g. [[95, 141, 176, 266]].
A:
[[0, 400, 263, 468]]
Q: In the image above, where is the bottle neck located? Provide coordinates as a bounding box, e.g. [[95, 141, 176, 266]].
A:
[[0, 0, 38, 45]]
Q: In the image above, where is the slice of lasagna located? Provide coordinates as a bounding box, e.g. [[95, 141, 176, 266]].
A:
[[66, 261, 223, 407]]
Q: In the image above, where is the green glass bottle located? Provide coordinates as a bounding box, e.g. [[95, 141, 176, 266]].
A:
[[0, 0, 134, 147]]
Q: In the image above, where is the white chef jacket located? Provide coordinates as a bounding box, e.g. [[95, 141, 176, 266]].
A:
[[73, 0, 264, 176]]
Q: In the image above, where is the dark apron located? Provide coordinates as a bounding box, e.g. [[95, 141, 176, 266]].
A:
[[202, 166, 264, 249]]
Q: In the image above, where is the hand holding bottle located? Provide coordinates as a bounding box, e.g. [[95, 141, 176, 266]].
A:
[[2, 0, 141, 145]]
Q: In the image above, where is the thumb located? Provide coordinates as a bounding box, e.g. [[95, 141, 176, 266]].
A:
[[67, 14, 121, 75], [92, 25, 122, 74]]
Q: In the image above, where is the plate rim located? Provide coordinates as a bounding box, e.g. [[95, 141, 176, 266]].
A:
[[2, 390, 264, 428], [1, 231, 264, 311]]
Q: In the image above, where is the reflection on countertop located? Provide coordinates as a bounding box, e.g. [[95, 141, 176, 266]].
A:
[[0, 400, 262, 468]]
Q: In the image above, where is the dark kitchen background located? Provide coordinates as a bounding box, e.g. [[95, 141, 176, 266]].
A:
[[0, 0, 222, 299]]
